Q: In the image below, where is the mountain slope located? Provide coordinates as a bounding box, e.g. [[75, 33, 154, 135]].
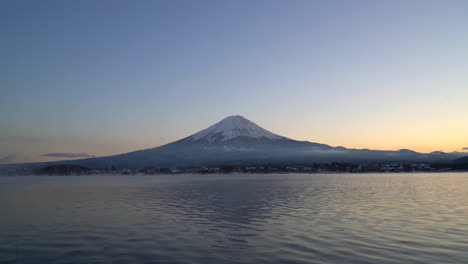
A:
[[454, 155, 468, 164]]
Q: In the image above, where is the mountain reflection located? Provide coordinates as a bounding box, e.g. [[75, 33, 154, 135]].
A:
[[134, 174, 303, 225]]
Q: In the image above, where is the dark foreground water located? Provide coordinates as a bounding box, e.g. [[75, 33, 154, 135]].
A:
[[0, 173, 467, 264]]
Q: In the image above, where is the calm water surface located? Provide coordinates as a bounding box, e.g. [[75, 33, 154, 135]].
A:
[[0, 173, 467, 264]]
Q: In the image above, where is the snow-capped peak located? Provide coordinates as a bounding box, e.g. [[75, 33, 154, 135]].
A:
[[184, 115, 285, 143]]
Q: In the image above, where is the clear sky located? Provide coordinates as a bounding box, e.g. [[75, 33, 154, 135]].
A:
[[1, 0, 468, 163]]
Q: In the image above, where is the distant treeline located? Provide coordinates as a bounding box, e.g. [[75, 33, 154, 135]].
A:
[[431, 162, 468, 171], [1, 161, 466, 176], [36, 164, 91, 175]]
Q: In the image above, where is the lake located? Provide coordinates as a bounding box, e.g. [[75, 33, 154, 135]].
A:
[[0, 173, 467, 264]]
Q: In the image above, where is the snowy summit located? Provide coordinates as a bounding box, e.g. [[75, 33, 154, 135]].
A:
[[184, 115, 285, 143]]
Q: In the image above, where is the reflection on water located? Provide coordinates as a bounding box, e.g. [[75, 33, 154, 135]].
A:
[[0, 173, 467, 263]]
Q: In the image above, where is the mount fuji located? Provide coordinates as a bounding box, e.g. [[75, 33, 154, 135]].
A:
[[183, 115, 286, 143], [5, 115, 466, 169]]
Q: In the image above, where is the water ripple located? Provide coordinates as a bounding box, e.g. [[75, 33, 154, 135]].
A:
[[0, 173, 467, 263]]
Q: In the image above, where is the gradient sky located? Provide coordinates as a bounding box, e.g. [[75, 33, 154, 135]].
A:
[[1, 0, 468, 163]]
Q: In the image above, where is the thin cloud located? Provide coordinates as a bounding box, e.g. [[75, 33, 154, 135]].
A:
[[0, 155, 14, 163], [41, 152, 95, 158], [462, 147, 468, 151]]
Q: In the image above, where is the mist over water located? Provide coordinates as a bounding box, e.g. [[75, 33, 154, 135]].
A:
[[1, 173, 467, 264]]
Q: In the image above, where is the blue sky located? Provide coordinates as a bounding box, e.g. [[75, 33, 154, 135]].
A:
[[1, 0, 468, 163]]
